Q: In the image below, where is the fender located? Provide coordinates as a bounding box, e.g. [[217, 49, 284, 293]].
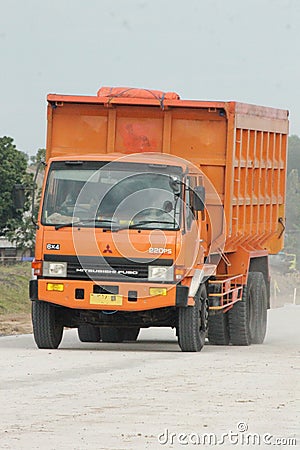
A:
[[188, 264, 216, 297]]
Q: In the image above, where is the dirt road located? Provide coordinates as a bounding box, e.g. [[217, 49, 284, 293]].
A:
[[0, 305, 299, 449]]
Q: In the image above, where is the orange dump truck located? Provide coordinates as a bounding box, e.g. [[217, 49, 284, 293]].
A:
[[29, 87, 289, 351]]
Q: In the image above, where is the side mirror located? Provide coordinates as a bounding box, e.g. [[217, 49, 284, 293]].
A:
[[13, 184, 26, 210], [192, 185, 205, 211]]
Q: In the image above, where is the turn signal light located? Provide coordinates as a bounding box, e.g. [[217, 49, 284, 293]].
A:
[[175, 267, 185, 280], [149, 288, 167, 296], [32, 260, 42, 276]]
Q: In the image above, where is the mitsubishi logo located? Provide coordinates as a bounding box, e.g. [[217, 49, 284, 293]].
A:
[[103, 244, 112, 254]]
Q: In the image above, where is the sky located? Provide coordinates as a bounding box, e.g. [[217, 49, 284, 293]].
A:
[[0, 0, 299, 156]]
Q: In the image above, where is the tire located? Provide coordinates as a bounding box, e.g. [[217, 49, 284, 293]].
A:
[[228, 281, 251, 346], [122, 327, 140, 341], [101, 327, 124, 343], [248, 272, 268, 344], [228, 271, 267, 345], [32, 301, 64, 349], [208, 312, 230, 345], [178, 284, 208, 352], [78, 324, 101, 343]]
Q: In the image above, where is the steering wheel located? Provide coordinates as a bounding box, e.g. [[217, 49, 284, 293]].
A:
[[133, 208, 162, 219]]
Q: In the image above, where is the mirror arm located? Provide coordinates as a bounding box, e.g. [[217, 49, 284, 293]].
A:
[[31, 160, 46, 229]]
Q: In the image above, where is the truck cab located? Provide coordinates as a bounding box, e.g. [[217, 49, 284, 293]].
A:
[[31, 153, 210, 351]]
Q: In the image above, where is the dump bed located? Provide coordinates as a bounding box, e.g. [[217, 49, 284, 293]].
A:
[[46, 88, 289, 254]]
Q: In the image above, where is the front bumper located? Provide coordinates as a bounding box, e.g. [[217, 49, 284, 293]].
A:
[[30, 279, 189, 311]]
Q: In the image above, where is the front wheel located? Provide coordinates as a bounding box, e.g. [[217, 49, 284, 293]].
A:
[[177, 284, 208, 352], [32, 301, 64, 349]]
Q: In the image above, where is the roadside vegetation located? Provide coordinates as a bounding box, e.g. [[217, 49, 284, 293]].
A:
[[0, 263, 31, 315]]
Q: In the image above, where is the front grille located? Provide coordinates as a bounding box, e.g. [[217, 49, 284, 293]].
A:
[[67, 260, 148, 280], [44, 254, 173, 282]]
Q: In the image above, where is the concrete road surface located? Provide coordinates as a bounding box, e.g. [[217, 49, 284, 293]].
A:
[[0, 305, 299, 450]]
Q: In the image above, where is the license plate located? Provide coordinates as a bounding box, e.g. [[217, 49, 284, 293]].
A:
[[90, 293, 123, 306]]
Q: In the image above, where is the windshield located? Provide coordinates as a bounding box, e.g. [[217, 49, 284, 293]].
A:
[[42, 161, 182, 230]]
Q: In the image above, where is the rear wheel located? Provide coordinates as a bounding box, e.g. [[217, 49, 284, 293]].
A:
[[78, 324, 101, 343], [228, 282, 251, 346], [101, 327, 124, 343], [248, 272, 268, 344], [177, 284, 208, 352], [208, 312, 230, 345], [228, 271, 267, 345], [32, 301, 64, 349]]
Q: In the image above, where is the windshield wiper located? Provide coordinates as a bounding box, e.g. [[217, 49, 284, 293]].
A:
[[55, 219, 177, 231], [114, 220, 176, 231], [130, 220, 176, 228], [54, 219, 116, 230]]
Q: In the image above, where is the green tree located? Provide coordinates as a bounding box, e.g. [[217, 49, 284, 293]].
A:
[[30, 148, 46, 166], [7, 215, 36, 254], [7, 146, 45, 253], [0, 136, 30, 235]]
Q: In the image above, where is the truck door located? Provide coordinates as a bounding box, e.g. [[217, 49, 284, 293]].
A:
[[181, 176, 204, 270]]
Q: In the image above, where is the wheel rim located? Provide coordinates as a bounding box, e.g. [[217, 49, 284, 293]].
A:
[[200, 297, 209, 332]]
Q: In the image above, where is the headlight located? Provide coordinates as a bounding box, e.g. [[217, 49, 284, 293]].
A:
[[43, 261, 67, 277], [148, 266, 173, 282]]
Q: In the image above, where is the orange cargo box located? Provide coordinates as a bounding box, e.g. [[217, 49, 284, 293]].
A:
[[46, 88, 289, 255]]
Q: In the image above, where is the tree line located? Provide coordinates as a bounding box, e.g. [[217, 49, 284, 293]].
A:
[[0, 135, 299, 262], [285, 135, 300, 266], [0, 137, 45, 253]]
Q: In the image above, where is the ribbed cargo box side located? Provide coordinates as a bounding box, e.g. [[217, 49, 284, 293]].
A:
[[225, 103, 288, 254]]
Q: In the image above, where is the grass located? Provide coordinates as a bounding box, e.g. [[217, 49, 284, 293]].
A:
[[0, 262, 31, 315]]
